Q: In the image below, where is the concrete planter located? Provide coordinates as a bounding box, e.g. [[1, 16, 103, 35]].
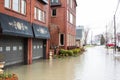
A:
[[0, 61, 5, 74], [0, 61, 5, 68]]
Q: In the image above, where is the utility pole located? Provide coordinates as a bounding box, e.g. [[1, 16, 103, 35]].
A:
[[114, 15, 117, 53], [91, 31, 93, 45], [113, 0, 120, 53], [106, 25, 108, 48]]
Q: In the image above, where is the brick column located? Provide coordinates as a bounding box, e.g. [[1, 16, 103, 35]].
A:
[[27, 38, 32, 64], [45, 40, 49, 59]]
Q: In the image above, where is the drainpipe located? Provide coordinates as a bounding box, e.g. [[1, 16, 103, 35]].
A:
[[64, 0, 67, 50], [46, 0, 50, 59]]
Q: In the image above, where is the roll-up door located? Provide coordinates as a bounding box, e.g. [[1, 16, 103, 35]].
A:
[[32, 39, 43, 60], [0, 36, 24, 66]]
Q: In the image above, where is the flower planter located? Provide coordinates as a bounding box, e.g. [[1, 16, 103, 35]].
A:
[[0, 74, 18, 80]]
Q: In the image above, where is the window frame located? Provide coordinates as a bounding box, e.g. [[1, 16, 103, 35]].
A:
[[34, 7, 37, 19], [52, 8, 57, 17], [4, 0, 11, 9], [67, 0, 69, 5], [34, 7, 46, 23], [51, 0, 59, 3], [21, 0, 26, 14], [4, 0, 26, 15], [67, 10, 69, 22], [59, 33, 64, 46], [12, 0, 20, 12], [70, 13, 73, 24]]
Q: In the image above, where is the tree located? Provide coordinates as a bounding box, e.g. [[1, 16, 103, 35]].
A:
[[100, 34, 105, 45], [84, 28, 90, 45]]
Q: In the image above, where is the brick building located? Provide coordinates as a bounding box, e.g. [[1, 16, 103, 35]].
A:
[[0, 0, 50, 66], [49, 0, 77, 50]]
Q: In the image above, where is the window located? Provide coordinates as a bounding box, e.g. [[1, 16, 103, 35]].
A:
[[4, 0, 26, 14], [52, 9, 56, 16], [34, 7, 37, 19], [51, 0, 59, 3], [38, 9, 42, 21], [34, 7, 46, 23], [73, 16, 76, 25], [42, 11, 45, 22], [70, 13, 73, 24], [59, 34, 64, 45], [21, 0, 26, 14], [70, 0, 73, 8], [67, 11, 75, 24], [12, 0, 20, 12], [67, 10, 69, 21], [67, 0, 69, 5], [4, 0, 11, 8]]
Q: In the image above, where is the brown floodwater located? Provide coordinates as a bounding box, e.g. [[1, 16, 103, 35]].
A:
[[5, 46, 120, 80]]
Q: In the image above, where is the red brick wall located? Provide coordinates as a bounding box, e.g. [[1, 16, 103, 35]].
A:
[[0, 0, 50, 61], [0, 0, 31, 22], [0, 0, 49, 27], [32, 0, 49, 27], [49, 0, 77, 49]]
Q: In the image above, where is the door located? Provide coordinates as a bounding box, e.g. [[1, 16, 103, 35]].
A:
[[32, 39, 43, 60], [0, 36, 24, 66]]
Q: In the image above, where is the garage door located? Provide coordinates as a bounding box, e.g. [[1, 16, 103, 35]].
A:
[[0, 36, 24, 66], [32, 39, 43, 60]]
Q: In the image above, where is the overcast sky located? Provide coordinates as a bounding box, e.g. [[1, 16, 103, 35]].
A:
[[76, 0, 118, 35]]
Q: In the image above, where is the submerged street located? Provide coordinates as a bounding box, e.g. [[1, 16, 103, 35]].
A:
[[6, 46, 120, 80]]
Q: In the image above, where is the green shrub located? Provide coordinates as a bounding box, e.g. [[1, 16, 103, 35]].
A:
[[76, 48, 80, 53], [59, 48, 84, 57], [59, 49, 65, 54], [59, 49, 68, 56], [72, 49, 78, 54], [67, 50, 74, 56], [80, 47, 85, 51]]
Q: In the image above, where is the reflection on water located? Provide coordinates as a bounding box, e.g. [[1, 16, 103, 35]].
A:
[[6, 46, 120, 80]]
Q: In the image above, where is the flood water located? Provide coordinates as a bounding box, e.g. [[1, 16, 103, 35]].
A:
[[6, 46, 120, 80]]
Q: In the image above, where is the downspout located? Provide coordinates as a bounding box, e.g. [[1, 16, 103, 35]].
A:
[[46, 0, 51, 59], [64, 0, 67, 49]]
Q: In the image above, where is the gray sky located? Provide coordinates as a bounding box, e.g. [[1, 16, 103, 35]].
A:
[[76, 0, 118, 35]]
